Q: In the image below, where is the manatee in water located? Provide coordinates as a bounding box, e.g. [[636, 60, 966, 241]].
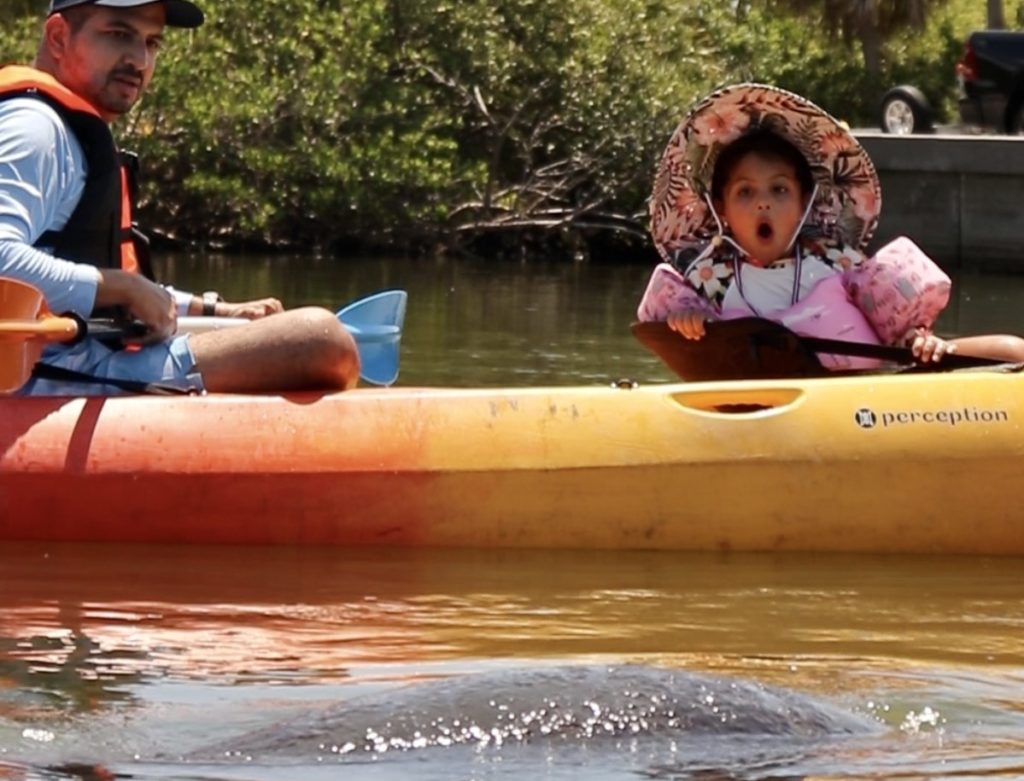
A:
[[199, 665, 881, 760]]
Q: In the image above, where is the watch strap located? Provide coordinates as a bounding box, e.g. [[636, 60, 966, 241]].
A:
[[201, 291, 222, 316]]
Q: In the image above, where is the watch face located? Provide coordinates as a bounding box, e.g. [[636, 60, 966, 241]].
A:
[[202, 292, 220, 315]]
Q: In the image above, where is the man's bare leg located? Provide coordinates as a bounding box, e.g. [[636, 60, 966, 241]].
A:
[[189, 307, 360, 392]]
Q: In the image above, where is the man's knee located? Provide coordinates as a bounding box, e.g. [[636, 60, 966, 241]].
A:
[[189, 307, 361, 391], [287, 307, 360, 387]]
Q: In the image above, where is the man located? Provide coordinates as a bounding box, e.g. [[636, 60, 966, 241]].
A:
[[0, 0, 360, 394]]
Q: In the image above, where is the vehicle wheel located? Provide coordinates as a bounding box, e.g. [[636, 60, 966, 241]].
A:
[[878, 86, 934, 134]]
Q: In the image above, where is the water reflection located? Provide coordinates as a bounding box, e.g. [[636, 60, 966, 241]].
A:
[[0, 627, 140, 715], [156, 253, 1024, 387], [2, 544, 1023, 705], [2, 544, 1024, 778]]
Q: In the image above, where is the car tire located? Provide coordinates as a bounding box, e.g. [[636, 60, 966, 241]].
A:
[[1006, 106, 1023, 134], [1004, 96, 1024, 134], [879, 86, 934, 134]]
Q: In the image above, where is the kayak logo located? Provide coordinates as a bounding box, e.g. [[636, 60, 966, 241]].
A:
[[854, 408, 877, 428], [855, 406, 1009, 429]]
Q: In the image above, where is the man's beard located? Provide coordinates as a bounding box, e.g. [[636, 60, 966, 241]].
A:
[[99, 66, 145, 115]]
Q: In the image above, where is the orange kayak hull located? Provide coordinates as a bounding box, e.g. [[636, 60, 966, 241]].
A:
[[2, 374, 1022, 553]]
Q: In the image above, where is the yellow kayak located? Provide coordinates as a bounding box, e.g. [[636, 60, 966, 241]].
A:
[[1, 367, 1020, 554]]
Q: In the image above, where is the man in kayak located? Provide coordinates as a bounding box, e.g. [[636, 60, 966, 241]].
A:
[[0, 0, 360, 394]]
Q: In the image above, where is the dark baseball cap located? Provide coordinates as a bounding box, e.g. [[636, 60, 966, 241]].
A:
[[48, 0, 204, 28]]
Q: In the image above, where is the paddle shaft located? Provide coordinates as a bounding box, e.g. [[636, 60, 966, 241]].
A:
[[0, 316, 80, 341], [632, 319, 1009, 384], [799, 333, 1005, 369], [0, 315, 148, 344]]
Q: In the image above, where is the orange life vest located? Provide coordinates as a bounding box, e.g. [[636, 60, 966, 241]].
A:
[[0, 65, 150, 277]]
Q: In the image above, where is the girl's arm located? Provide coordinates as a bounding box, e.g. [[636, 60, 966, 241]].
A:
[[947, 334, 1024, 363], [636, 263, 717, 322]]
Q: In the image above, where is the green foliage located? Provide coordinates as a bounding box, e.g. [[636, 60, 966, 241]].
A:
[[0, 0, 988, 257], [0, 13, 39, 63], [715, 0, 973, 126]]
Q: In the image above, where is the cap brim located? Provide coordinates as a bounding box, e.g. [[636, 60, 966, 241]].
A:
[[163, 0, 203, 28], [91, 0, 204, 27]]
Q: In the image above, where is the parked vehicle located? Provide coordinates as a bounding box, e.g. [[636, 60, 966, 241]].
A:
[[879, 30, 1024, 134]]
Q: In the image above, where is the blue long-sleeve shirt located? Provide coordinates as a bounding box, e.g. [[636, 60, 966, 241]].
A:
[[0, 96, 193, 315]]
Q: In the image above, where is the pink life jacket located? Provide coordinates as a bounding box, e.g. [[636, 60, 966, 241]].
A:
[[636, 236, 952, 371], [720, 273, 883, 370]]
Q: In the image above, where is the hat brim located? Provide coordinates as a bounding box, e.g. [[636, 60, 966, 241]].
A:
[[650, 83, 881, 263], [88, 0, 203, 28], [161, 0, 203, 27]]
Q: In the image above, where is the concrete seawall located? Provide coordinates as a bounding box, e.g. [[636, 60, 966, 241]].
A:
[[855, 132, 1024, 271]]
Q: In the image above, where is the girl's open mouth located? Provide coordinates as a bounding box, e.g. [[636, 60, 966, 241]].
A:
[[756, 221, 774, 240]]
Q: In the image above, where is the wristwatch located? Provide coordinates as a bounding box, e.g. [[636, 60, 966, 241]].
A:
[[201, 291, 223, 316]]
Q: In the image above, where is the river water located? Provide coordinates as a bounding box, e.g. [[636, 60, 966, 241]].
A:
[[161, 252, 1024, 387], [2, 254, 1024, 780]]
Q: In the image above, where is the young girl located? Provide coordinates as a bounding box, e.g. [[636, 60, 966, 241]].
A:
[[638, 83, 959, 368]]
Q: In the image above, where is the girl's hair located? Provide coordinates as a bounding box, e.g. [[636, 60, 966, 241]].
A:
[[710, 129, 815, 201]]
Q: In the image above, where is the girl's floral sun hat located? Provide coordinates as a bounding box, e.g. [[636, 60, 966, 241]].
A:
[[649, 83, 882, 265]]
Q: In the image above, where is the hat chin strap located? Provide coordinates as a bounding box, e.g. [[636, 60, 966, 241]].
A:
[[678, 195, 747, 278], [783, 184, 818, 255], [679, 185, 819, 278]]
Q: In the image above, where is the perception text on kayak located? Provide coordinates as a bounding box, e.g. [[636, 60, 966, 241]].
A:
[[854, 407, 1009, 429]]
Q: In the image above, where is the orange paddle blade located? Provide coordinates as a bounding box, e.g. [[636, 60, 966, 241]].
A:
[[0, 277, 82, 394]]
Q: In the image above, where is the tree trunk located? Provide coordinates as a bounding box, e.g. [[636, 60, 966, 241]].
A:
[[987, 0, 1006, 29], [858, 14, 883, 76]]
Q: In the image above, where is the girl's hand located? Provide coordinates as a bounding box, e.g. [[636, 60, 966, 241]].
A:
[[667, 309, 714, 340], [911, 327, 957, 363]]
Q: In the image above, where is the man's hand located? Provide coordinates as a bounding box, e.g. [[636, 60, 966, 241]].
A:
[[94, 269, 176, 344]]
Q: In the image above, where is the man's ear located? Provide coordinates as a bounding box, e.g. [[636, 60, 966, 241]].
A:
[[42, 14, 72, 62]]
